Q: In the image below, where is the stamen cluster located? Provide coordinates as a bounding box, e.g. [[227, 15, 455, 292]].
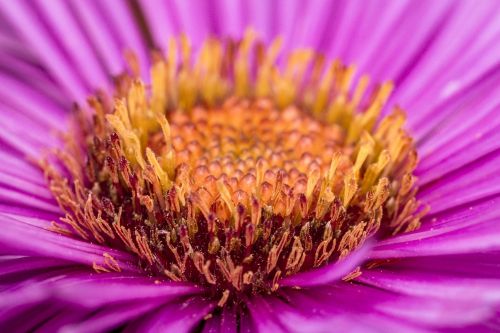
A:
[[42, 31, 425, 303]]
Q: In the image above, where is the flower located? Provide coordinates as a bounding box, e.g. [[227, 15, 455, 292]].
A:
[[1, 1, 500, 332]]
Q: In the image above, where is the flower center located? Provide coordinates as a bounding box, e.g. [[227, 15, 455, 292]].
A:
[[42, 31, 426, 305]]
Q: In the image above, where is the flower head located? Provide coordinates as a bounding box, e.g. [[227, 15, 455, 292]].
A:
[[1, 1, 500, 332], [42, 32, 423, 303]]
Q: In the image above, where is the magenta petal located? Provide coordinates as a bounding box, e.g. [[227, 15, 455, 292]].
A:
[[246, 297, 287, 332], [138, 0, 178, 51], [280, 241, 372, 287], [0, 0, 87, 100], [171, 1, 212, 46], [0, 214, 138, 272], [0, 151, 47, 187], [202, 313, 221, 333], [358, 268, 500, 304], [277, 283, 495, 330], [0, 264, 201, 332], [45, 275, 199, 308], [68, 1, 124, 76], [0, 257, 75, 284], [247, 290, 425, 333], [211, 0, 245, 38], [0, 302, 68, 333], [122, 296, 215, 333], [60, 301, 162, 333], [382, 253, 500, 279], [0, 169, 54, 201], [220, 306, 238, 333], [0, 188, 60, 214], [1, 269, 197, 308], [34, 0, 110, 91], [418, 154, 500, 214], [371, 218, 500, 258], [96, 0, 150, 81], [370, 193, 500, 259]]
